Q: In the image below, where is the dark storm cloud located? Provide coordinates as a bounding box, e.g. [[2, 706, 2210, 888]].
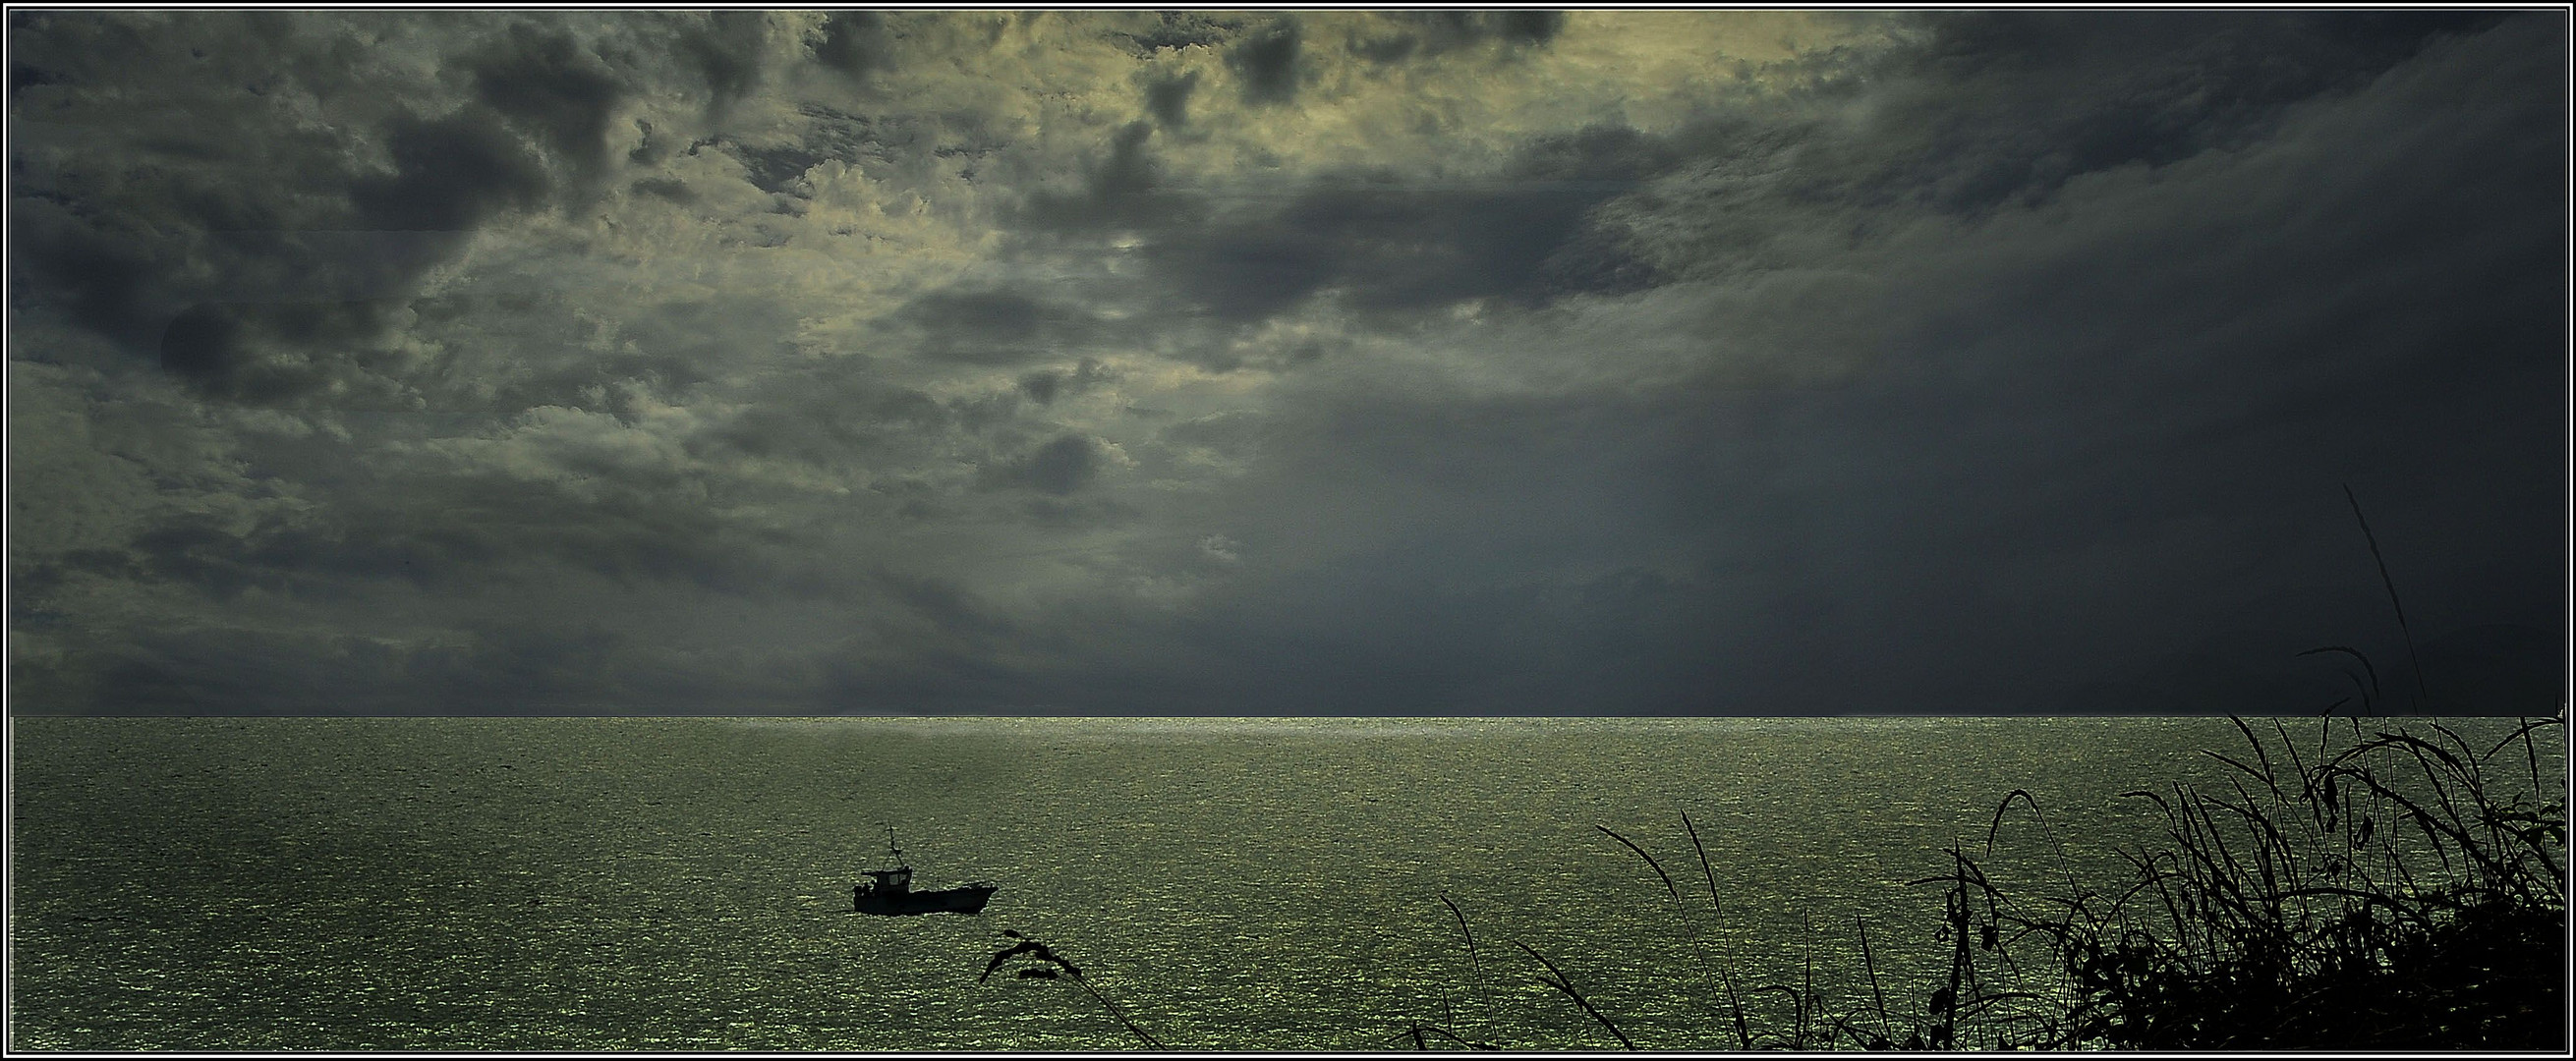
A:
[[1099, 399, 1722, 713], [811, 11, 888, 80], [1619, 16, 2564, 712], [1227, 21, 1301, 105], [901, 289, 1043, 348], [10, 13, 545, 403], [352, 110, 553, 231], [695, 358, 955, 475], [1352, 10, 1567, 64], [1017, 370, 1062, 405], [796, 510, 1719, 716], [894, 287, 1100, 366], [386, 288, 715, 419], [1496, 11, 1566, 46], [712, 390, 946, 466], [722, 103, 888, 195], [12, 206, 159, 344], [79, 469, 785, 604], [630, 175, 697, 203], [1018, 119, 1206, 235], [8, 12, 789, 406], [1018, 112, 1671, 338], [1519, 12, 2538, 295], [155, 300, 402, 404], [947, 12, 2559, 716], [1781, 10, 2514, 219], [470, 25, 624, 183], [877, 570, 1018, 641], [979, 434, 1099, 495], [681, 9, 773, 102], [13, 163, 408, 371], [39, 619, 710, 715], [1157, 409, 1268, 457], [11, 60, 62, 94], [1143, 71, 1198, 130], [1116, 12, 1241, 56], [1207, 562, 1705, 715], [9, 11, 2563, 718], [1125, 125, 1672, 326], [1017, 358, 1110, 406], [22, 348, 903, 619], [737, 389, 1727, 714]]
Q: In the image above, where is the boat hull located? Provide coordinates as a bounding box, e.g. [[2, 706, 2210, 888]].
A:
[[853, 884, 998, 917]]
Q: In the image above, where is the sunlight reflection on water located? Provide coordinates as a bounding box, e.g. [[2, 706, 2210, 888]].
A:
[[11, 715, 2553, 1050]]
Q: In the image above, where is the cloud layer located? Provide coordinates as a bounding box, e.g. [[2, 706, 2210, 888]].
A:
[[9, 11, 2564, 715]]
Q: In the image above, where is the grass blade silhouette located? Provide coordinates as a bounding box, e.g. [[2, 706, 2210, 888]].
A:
[[1438, 892, 1492, 1036], [982, 930, 1163, 1048], [2343, 484, 2431, 709], [1517, 940, 1635, 1049], [1682, 811, 1720, 913], [1596, 824, 1678, 905]]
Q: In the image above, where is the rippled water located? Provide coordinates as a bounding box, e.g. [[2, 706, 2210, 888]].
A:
[[9, 716, 2553, 1050]]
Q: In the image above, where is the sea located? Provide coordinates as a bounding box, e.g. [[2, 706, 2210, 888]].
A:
[[8, 715, 2560, 1052]]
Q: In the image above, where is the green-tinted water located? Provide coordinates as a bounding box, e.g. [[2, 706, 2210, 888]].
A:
[[9, 716, 2556, 1050]]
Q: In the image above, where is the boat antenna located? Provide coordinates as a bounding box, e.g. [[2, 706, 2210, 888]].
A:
[[883, 822, 904, 866]]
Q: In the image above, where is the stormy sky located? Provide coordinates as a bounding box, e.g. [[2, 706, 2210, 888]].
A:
[[8, 10, 2566, 716]]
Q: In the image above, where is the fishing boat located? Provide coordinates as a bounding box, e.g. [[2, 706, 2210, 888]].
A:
[[852, 826, 998, 917]]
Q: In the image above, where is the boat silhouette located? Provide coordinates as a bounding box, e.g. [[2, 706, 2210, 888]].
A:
[[853, 825, 997, 917]]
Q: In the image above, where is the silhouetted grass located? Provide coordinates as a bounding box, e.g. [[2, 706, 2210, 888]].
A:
[[972, 710, 2559, 1051], [2008, 711, 2568, 1049], [1386, 487, 2567, 1051], [1458, 710, 2564, 1051], [980, 928, 1166, 1048], [967, 489, 2561, 1051], [971, 706, 2558, 1051]]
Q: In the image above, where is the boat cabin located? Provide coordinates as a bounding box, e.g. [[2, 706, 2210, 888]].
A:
[[850, 829, 998, 916]]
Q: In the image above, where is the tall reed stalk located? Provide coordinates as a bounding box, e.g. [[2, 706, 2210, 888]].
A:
[[1550, 711, 2563, 1051]]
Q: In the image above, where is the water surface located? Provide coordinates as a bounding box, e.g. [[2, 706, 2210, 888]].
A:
[[10, 716, 2550, 1050]]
